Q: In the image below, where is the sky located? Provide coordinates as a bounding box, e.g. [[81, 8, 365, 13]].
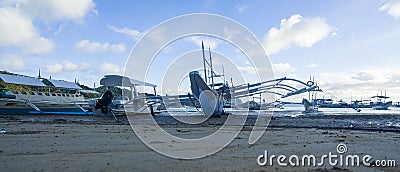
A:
[[1, 0, 400, 102]]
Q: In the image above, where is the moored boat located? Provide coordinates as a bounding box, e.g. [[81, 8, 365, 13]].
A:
[[0, 73, 89, 115], [371, 91, 392, 110]]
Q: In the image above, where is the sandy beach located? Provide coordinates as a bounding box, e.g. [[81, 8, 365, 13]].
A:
[[0, 114, 399, 172]]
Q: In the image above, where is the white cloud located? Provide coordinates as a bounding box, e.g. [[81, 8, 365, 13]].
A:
[[237, 66, 257, 74], [64, 62, 78, 71], [263, 14, 334, 55], [306, 64, 318, 68], [390, 74, 400, 81], [185, 36, 218, 49], [380, 0, 400, 19], [24, 37, 54, 54], [45, 61, 92, 74], [0, 7, 54, 54], [45, 63, 63, 74], [99, 62, 122, 73], [108, 25, 143, 40], [0, 54, 26, 70], [351, 72, 375, 81], [236, 4, 248, 13], [272, 63, 296, 73], [78, 62, 91, 71], [0, 8, 34, 48], [20, 0, 96, 23], [237, 66, 269, 75], [314, 67, 400, 101], [0, 0, 96, 56], [223, 27, 240, 40], [55, 22, 69, 35], [75, 39, 125, 53]]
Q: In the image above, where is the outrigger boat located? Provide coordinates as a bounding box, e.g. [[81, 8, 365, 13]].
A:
[[188, 42, 322, 115], [91, 75, 200, 118], [91, 75, 161, 118], [371, 90, 392, 110], [92, 42, 323, 118], [0, 73, 90, 115]]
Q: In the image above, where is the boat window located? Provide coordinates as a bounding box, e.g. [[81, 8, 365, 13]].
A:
[[13, 90, 19, 94], [21, 91, 27, 95], [45, 93, 50, 96], [38, 92, 43, 96], [57, 93, 61, 96], [62, 94, 66, 97], [30, 92, 35, 95], [67, 94, 70, 97]]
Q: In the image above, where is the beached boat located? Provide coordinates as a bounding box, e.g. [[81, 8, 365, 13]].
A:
[[188, 41, 322, 115], [302, 98, 319, 113], [91, 75, 160, 117], [0, 73, 89, 115]]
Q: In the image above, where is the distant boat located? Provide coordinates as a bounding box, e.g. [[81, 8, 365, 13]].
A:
[[371, 90, 392, 110], [0, 73, 89, 115], [350, 99, 372, 108], [313, 98, 349, 108]]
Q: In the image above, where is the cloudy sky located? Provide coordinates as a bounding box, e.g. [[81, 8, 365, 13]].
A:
[[1, 0, 400, 101]]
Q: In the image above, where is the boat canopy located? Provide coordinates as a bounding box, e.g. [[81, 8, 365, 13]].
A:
[[371, 95, 389, 99], [42, 79, 82, 89], [100, 75, 157, 88], [0, 73, 46, 87]]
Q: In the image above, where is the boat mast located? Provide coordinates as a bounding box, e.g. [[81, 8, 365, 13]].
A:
[[209, 46, 214, 89], [202, 41, 207, 84], [222, 66, 225, 86], [308, 75, 311, 100]]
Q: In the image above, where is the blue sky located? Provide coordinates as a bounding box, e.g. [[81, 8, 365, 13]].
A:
[[1, 0, 400, 101]]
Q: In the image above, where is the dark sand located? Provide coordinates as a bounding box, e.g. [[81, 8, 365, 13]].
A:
[[0, 114, 399, 171]]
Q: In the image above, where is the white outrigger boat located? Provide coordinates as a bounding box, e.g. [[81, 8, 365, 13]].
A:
[[0, 73, 90, 115], [188, 42, 322, 115]]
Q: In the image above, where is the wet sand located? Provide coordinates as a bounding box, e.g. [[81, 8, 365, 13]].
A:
[[0, 114, 399, 171]]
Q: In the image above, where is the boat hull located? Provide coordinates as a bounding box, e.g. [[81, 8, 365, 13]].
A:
[[0, 106, 89, 115], [189, 71, 224, 116], [0, 98, 89, 115], [372, 101, 392, 110]]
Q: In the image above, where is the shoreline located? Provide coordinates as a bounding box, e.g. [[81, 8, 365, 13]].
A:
[[1, 113, 399, 132]]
